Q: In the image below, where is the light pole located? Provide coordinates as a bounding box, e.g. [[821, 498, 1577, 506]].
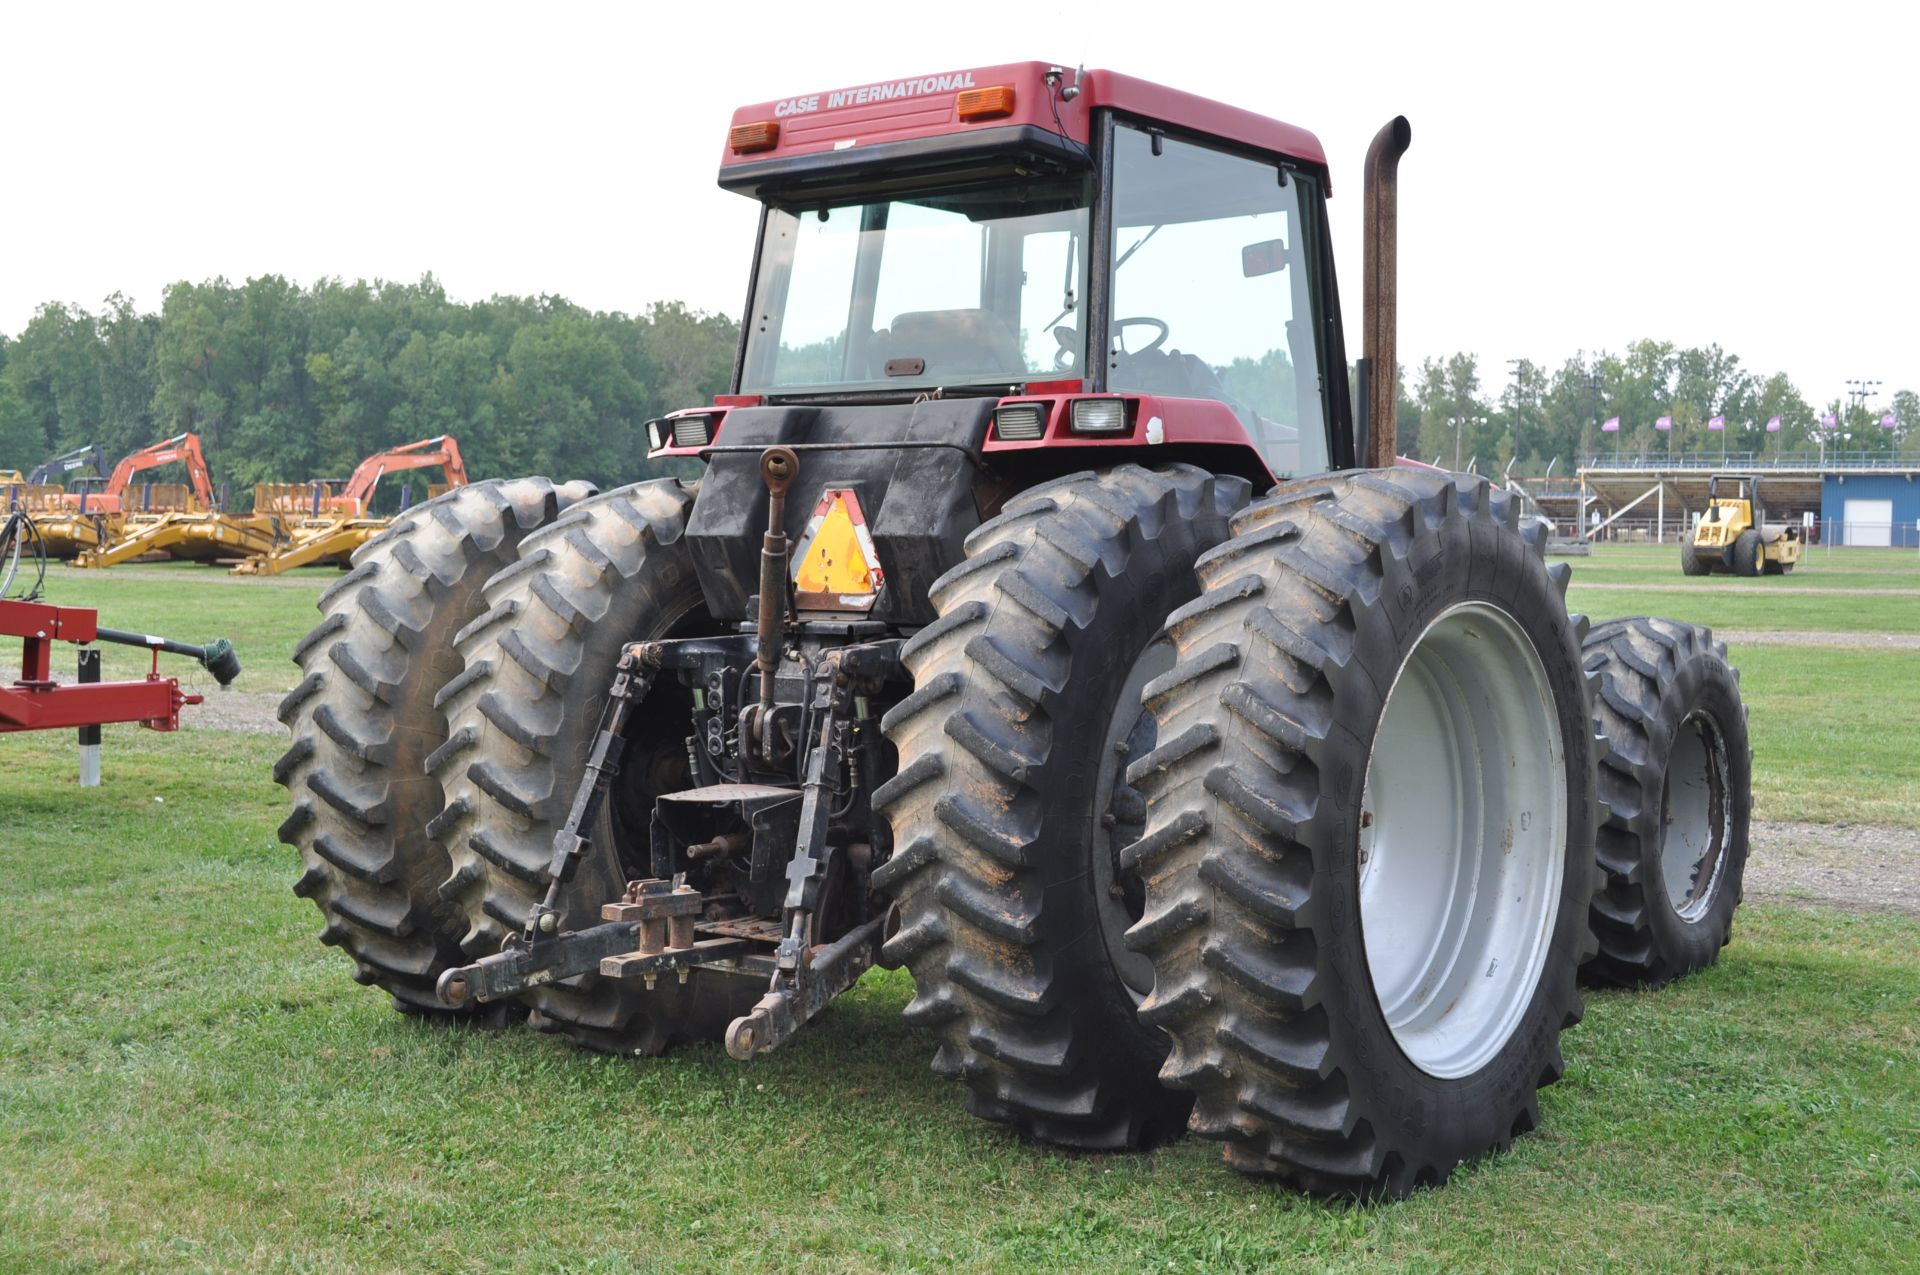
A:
[[1583, 370, 1605, 462], [1846, 379, 1881, 461], [1448, 415, 1487, 473], [1507, 358, 1530, 466]]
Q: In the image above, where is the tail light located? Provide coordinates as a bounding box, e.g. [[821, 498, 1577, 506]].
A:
[[1069, 398, 1129, 434], [993, 404, 1046, 441], [672, 415, 714, 448]]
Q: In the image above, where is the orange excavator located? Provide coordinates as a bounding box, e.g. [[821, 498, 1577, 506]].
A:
[[234, 436, 469, 575], [73, 433, 290, 569], [34, 434, 217, 559], [88, 434, 216, 515]]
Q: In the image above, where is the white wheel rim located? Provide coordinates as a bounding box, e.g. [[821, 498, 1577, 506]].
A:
[[1662, 711, 1730, 921], [1357, 601, 1568, 1080]]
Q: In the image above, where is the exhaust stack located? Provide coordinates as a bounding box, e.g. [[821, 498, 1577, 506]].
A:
[[1361, 116, 1412, 468]]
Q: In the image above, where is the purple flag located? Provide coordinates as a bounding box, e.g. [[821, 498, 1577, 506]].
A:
[[1820, 412, 1838, 430], [1655, 414, 1673, 431], [1883, 412, 1898, 430], [1600, 416, 1620, 433], [1766, 415, 1782, 433], [1707, 415, 1725, 431]]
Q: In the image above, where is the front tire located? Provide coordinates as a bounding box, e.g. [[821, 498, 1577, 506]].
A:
[[1583, 617, 1750, 987], [875, 464, 1250, 1149], [1124, 469, 1601, 1198], [1733, 530, 1763, 577], [1679, 534, 1708, 577]]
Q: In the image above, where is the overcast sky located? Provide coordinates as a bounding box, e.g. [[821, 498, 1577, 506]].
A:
[[2, 1, 1912, 414]]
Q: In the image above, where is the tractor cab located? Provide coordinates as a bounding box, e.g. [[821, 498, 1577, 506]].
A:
[[650, 63, 1354, 489]]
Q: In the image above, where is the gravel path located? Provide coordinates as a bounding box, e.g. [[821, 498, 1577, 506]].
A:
[[184, 689, 287, 734], [1748, 820, 1920, 917], [1715, 629, 1920, 650]]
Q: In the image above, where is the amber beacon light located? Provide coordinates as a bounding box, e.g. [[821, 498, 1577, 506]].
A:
[[956, 86, 1015, 120], [728, 121, 780, 153]]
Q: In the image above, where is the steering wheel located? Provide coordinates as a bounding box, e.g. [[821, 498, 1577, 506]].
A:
[[1112, 316, 1170, 357], [1052, 325, 1079, 371]]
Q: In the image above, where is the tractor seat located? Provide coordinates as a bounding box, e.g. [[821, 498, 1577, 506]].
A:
[[875, 309, 1024, 381]]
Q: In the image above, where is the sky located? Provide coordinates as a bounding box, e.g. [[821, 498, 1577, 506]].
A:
[[1, 1, 1913, 415]]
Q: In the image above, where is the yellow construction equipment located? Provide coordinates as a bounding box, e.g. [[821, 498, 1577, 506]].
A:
[[75, 507, 285, 569], [1682, 473, 1804, 577], [233, 436, 468, 575], [6, 445, 112, 555], [71, 434, 241, 569]]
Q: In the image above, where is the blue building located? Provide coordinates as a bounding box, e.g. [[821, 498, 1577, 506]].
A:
[[1822, 473, 1920, 547]]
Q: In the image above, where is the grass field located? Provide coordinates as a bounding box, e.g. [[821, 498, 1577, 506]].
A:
[[2, 543, 1915, 1272]]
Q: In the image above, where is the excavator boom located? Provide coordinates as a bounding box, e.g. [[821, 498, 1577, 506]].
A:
[[102, 433, 216, 511], [28, 443, 107, 487], [339, 436, 467, 513]]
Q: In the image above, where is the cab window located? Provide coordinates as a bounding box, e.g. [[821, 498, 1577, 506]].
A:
[[1106, 123, 1327, 478]]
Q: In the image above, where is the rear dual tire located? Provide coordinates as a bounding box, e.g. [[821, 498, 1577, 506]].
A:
[[1124, 469, 1601, 1198], [427, 480, 763, 1055], [876, 464, 1251, 1149], [277, 480, 582, 1016]]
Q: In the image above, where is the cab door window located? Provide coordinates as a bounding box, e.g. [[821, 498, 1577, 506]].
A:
[[1106, 123, 1328, 478]]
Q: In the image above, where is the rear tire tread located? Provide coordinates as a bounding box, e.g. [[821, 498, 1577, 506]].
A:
[[876, 463, 1250, 1151], [276, 479, 566, 1016]]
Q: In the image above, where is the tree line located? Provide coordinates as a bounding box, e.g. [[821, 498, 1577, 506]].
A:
[[1398, 341, 1918, 477], [3, 278, 1913, 500], [0, 277, 735, 505]]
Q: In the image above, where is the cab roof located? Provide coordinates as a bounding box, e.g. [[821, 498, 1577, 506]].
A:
[[719, 61, 1329, 197]]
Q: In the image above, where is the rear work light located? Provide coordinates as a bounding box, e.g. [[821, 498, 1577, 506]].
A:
[[993, 404, 1045, 441], [729, 121, 779, 154], [672, 415, 714, 448], [1069, 398, 1129, 434], [956, 86, 1016, 121]]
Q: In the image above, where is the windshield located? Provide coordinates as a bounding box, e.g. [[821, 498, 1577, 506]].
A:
[[740, 174, 1091, 395]]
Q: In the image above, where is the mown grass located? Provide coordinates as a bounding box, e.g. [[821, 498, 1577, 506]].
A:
[[1568, 584, 1920, 635], [1732, 646, 1920, 829], [11, 560, 328, 695], [1563, 543, 1920, 589], [0, 730, 1915, 1274], [1564, 543, 1920, 634]]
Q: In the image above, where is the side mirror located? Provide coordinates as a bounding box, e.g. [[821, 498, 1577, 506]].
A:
[[1241, 239, 1288, 278]]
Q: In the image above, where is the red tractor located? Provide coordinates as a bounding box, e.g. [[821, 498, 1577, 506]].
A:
[[280, 63, 1752, 1196]]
